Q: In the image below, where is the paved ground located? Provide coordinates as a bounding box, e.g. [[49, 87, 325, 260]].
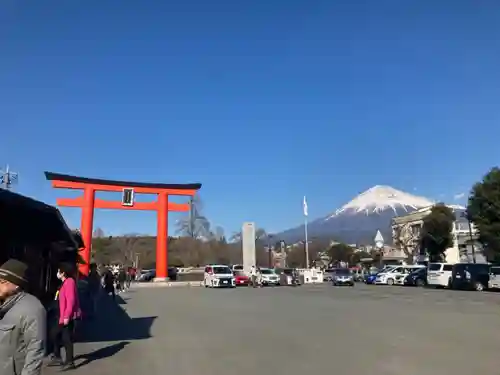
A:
[[46, 284, 500, 375]]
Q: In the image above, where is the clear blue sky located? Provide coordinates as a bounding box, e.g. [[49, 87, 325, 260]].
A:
[[1, 0, 499, 237]]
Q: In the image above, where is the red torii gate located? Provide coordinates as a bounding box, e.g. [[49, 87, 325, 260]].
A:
[[44, 172, 201, 278]]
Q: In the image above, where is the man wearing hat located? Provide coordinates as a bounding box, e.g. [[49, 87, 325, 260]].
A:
[[0, 259, 46, 375]]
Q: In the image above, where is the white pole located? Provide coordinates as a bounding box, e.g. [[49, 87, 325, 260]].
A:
[[304, 216, 309, 269]]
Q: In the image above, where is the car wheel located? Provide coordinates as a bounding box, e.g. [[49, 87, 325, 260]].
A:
[[474, 282, 485, 291], [416, 279, 425, 287], [387, 279, 394, 286]]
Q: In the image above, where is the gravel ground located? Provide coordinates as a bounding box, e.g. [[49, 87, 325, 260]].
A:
[[46, 284, 500, 375]]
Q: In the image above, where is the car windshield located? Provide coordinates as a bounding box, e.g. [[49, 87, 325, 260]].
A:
[[282, 269, 294, 275], [380, 267, 396, 274], [213, 267, 232, 274], [428, 263, 442, 271], [335, 269, 352, 275], [234, 271, 246, 277], [411, 268, 425, 275], [260, 269, 274, 274], [233, 265, 243, 270]]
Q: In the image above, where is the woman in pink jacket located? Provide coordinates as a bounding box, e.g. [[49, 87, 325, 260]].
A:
[[47, 263, 81, 371]]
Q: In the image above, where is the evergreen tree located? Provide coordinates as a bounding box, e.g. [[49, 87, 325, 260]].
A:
[[420, 203, 455, 262], [467, 167, 500, 262]]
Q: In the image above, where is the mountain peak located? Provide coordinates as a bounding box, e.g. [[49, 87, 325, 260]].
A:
[[327, 185, 433, 218]]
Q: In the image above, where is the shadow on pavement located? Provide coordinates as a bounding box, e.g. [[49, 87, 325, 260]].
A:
[[75, 341, 130, 368], [77, 293, 157, 343]]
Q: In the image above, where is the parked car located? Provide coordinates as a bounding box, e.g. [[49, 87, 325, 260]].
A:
[[203, 265, 236, 288], [427, 263, 453, 288], [403, 267, 427, 287], [233, 270, 250, 286], [488, 266, 500, 290], [450, 263, 491, 291], [364, 267, 388, 284], [259, 268, 280, 286], [279, 268, 301, 286], [137, 269, 155, 282], [351, 268, 365, 282], [375, 265, 425, 285], [332, 268, 354, 286], [323, 269, 336, 282]]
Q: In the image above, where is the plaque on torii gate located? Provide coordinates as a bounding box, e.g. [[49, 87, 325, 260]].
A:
[[45, 172, 201, 279]]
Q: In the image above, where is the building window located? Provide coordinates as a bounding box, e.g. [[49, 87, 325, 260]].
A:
[[410, 224, 421, 237]]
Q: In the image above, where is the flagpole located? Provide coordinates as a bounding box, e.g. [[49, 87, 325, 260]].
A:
[[304, 215, 309, 269], [303, 196, 309, 269]]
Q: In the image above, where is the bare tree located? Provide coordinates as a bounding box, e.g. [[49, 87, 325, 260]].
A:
[[230, 228, 267, 243], [93, 227, 105, 238], [176, 195, 212, 239], [115, 234, 141, 265], [212, 226, 226, 242], [392, 223, 420, 263]]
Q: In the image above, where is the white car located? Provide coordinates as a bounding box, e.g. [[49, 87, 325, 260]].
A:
[[375, 265, 425, 285], [259, 268, 280, 286], [427, 263, 453, 288], [204, 265, 236, 288]]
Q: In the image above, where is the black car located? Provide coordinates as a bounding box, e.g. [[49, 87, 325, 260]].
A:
[[450, 263, 491, 291], [403, 267, 427, 287]]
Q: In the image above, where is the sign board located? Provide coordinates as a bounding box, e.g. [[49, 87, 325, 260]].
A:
[[122, 188, 135, 207]]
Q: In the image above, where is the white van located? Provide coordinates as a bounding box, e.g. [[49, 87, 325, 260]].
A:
[[427, 263, 453, 288], [488, 266, 500, 289], [375, 265, 425, 285]]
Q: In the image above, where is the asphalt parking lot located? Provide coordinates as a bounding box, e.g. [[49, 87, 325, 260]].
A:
[[60, 284, 500, 375]]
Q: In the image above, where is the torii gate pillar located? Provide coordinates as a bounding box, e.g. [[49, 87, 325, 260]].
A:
[[45, 172, 201, 278]]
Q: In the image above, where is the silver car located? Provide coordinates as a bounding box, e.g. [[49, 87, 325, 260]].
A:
[[332, 269, 354, 286]]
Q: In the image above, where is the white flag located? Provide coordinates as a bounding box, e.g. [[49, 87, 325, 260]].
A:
[[303, 196, 308, 217]]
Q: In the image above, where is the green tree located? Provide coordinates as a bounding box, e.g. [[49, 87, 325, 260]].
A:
[[351, 250, 371, 264], [467, 167, 500, 262], [327, 243, 354, 264], [420, 203, 455, 262]]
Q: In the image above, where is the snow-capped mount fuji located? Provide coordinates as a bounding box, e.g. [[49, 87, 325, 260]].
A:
[[327, 185, 434, 218], [274, 186, 434, 245]]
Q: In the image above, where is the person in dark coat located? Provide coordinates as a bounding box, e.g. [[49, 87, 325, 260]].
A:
[[87, 264, 101, 316], [103, 270, 115, 300], [117, 269, 126, 293]]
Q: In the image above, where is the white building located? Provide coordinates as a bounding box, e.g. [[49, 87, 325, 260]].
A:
[[391, 204, 484, 264]]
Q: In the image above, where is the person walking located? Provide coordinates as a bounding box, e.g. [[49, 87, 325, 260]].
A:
[[125, 268, 132, 290], [256, 267, 263, 288], [0, 258, 46, 375], [250, 265, 258, 288], [47, 263, 81, 370], [117, 268, 126, 293], [103, 269, 115, 300]]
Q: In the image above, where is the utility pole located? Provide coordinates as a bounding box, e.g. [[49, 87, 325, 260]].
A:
[[0, 165, 18, 190]]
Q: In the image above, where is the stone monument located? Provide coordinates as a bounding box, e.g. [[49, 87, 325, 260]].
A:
[[242, 222, 256, 274]]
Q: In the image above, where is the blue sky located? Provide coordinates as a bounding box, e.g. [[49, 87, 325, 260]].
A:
[[1, 0, 499, 237]]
